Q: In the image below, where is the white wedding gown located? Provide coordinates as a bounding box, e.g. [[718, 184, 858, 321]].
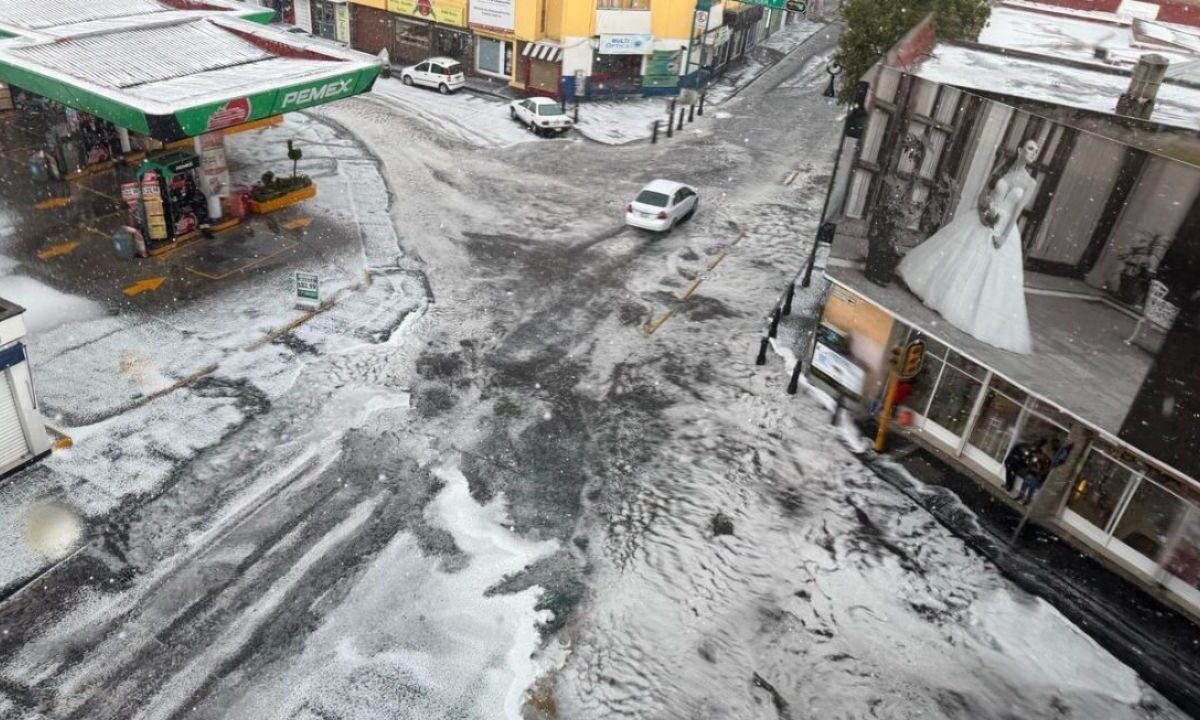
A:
[[897, 171, 1034, 354]]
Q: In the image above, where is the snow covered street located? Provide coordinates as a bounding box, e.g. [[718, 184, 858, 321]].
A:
[[0, 20, 1190, 720]]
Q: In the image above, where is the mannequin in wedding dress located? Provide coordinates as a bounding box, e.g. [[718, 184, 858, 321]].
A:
[[897, 138, 1040, 354]]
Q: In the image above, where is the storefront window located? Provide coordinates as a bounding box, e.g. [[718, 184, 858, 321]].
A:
[[1013, 398, 1069, 451], [967, 377, 1026, 465], [1066, 447, 1134, 533], [1163, 504, 1200, 594], [923, 350, 984, 436], [477, 37, 509, 77], [1112, 475, 1187, 564]]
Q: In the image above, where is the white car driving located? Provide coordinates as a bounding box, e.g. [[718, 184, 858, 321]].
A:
[[625, 180, 699, 232], [510, 97, 573, 136], [400, 57, 465, 94]]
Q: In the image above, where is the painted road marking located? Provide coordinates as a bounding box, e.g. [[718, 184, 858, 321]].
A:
[[783, 170, 799, 186], [646, 229, 747, 337], [185, 240, 298, 281], [34, 197, 71, 210], [36, 241, 79, 260], [123, 277, 167, 296], [282, 217, 311, 230]]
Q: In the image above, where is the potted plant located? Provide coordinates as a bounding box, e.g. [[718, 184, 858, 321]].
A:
[[1116, 232, 1170, 306], [248, 141, 316, 214]]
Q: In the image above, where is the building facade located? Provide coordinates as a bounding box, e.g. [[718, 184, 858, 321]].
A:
[[344, 0, 791, 97], [803, 17, 1200, 621]]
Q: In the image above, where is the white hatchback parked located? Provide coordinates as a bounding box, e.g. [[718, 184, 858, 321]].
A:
[[400, 57, 466, 94], [625, 179, 699, 232]]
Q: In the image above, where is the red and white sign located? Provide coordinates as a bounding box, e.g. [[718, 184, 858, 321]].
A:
[[197, 132, 230, 199], [206, 97, 252, 131]]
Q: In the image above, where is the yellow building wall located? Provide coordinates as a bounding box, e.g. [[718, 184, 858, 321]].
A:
[[348, 0, 388, 8], [560, 0, 595, 38], [514, 0, 544, 39], [652, 0, 698, 39]]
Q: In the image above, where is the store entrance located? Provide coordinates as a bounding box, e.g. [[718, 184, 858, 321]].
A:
[[901, 332, 1069, 480]]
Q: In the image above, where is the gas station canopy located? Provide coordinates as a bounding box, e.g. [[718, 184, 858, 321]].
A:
[[0, 1, 383, 140]]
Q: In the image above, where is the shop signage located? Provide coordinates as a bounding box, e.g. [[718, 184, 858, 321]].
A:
[[294, 271, 321, 310], [811, 342, 865, 397], [387, 0, 467, 27], [735, 0, 806, 11], [694, 10, 708, 33], [335, 2, 351, 43], [469, 0, 514, 32], [643, 50, 681, 88], [599, 34, 653, 55], [280, 78, 355, 111], [173, 66, 381, 138], [206, 97, 252, 131], [198, 132, 230, 199]]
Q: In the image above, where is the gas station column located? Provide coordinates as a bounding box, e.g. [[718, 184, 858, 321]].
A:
[[194, 133, 227, 222]]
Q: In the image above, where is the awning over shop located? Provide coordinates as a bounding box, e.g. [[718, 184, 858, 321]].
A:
[[0, 13, 383, 141], [522, 42, 563, 63]]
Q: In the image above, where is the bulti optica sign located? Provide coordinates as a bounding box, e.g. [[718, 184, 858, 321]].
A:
[[171, 66, 380, 138]]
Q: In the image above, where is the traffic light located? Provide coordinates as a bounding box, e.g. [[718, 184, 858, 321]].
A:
[[900, 340, 926, 380]]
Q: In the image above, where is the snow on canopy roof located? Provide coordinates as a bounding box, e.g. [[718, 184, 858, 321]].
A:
[[8, 20, 272, 90], [0, 15, 377, 113], [0, 0, 256, 35], [910, 42, 1200, 131]]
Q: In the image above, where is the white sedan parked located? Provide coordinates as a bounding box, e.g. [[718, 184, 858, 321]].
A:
[[625, 180, 699, 232], [400, 57, 466, 94], [510, 97, 573, 136]]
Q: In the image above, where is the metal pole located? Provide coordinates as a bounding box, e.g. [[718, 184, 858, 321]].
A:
[[651, 120, 660, 144], [800, 106, 852, 288], [677, 107, 684, 130], [688, 104, 695, 122], [698, 1, 713, 94], [787, 358, 803, 395], [682, 0, 701, 91], [873, 372, 899, 452]]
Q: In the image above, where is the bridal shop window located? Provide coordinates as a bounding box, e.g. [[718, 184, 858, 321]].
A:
[[964, 377, 1027, 471]]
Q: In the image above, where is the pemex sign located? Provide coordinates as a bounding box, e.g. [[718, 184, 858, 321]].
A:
[[173, 66, 380, 138]]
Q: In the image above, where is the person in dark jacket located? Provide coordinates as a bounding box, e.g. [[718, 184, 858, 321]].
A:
[[1003, 439, 1033, 492], [1018, 443, 1052, 505]]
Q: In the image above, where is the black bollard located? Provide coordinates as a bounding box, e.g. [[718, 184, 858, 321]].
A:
[[677, 108, 684, 131], [830, 392, 843, 423], [689, 104, 696, 122], [755, 337, 769, 366], [666, 116, 674, 139], [698, 93, 706, 116], [668, 99, 676, 121], [787, 359, 803, 395], [767, 308, 781, 339], [782, 283, 795, 316], [651, 120, 660, 144], [574, 104, 579, 123]]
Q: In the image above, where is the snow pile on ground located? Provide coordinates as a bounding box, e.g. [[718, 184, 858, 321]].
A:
[[0, 274, 106, 333], [213, 460, 558, 720]]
